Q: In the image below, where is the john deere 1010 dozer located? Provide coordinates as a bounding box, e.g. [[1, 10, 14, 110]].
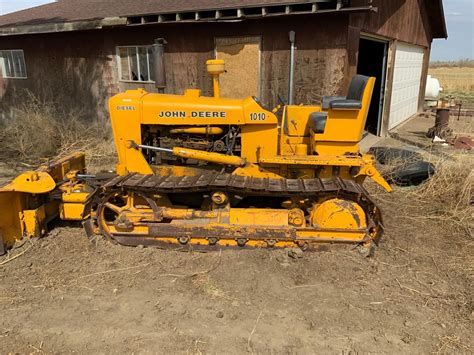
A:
[[0, 58, 391, 256]]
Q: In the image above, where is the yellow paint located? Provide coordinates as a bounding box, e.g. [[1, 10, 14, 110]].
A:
[[21, 207, 46, 237], [311, 77, 376, 155], [1, 60, 392, 253], [172, 147, 246, 167], [357, 155, 393, 192], [283, 105, 320, 137], [232, 164, 283, 179], [60, 203, 86, 221], [169, 127, 223, 135], [153, 165, 200, 177], [229, 208, 289, 226], [100, 66, 389, 248], [2, 171, 56, 194], [240, 124, 278, 163], [311, 198, 367, 230], [60, 190, 89, 220], [206, 59, 226, 98], [0, 153, 87, 251], [95, 191, 371, 247], [0, 191, 25, 249]]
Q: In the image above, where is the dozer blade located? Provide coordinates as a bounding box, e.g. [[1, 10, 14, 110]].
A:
[[0, 153, 86, 254]]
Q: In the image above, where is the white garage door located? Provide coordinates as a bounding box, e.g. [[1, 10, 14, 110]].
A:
[[389, 43, 425, 129]]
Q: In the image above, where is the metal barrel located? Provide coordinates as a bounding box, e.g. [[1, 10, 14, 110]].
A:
[[435, 108, 450, 128]]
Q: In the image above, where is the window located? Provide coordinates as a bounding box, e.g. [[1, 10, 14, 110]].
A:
[[117, 46, 155, 82], [0, 50, 27, 79]]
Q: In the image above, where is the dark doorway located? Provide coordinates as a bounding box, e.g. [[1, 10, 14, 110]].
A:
[[357, 37, 388, 136]]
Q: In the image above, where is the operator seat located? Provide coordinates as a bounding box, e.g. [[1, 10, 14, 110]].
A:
[[308, 75, 375, 155], [308, 75, 370, 134]]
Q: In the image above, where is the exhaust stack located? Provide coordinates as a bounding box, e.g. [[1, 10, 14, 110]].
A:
[[288, 31, 296, 105], [152, 38, 167, 91]]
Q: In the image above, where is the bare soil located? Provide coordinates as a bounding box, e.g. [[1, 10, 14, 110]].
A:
[[0, 182, 472, 354]]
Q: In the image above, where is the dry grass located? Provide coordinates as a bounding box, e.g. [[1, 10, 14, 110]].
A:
[[408, 153, 473, 234], [428, 62, 474, 104], [428, 67, 474, 93], [429, 59, 474, 68], [450, 113, 474, 135], [0, 91, 116, 170], [428, 65, 474, 106], [374, 148, 473, 238]]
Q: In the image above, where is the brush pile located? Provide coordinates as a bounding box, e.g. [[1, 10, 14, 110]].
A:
[[0, 91, 115, 170]]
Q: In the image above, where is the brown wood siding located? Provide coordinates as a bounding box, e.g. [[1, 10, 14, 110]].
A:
[[0, 1, 434, 121], [0, 30, 117, 120], [350, 0, 432, 47], [0, 15, 350, 119]]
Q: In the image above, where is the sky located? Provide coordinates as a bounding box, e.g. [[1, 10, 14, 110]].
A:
[[0, 0, 53, 16], [0, 0, 473, 61], [431, 0, 474, 61]]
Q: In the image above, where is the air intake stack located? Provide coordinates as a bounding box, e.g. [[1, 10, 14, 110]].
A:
[[206, 59, 225, 98]]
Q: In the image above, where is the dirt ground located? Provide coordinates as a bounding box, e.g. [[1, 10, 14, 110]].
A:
[[1, 113, 473, 353], [0, 178, 472, 354]]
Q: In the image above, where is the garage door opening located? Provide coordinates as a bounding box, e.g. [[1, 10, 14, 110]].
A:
[[357, 37, 388, 136]]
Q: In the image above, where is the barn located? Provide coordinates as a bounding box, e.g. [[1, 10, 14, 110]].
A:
[[0, 0, 446, 136]]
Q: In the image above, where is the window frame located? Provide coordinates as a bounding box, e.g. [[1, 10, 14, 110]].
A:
[[0, 49, 28, 80], [116, 45, 155, 84]]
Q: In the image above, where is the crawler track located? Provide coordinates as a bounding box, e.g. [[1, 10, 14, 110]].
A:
[[84, 172, 384, 253]]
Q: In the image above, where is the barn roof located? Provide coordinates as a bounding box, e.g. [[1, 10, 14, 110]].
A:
[[0, 0, 447, 39], [428, 0, 448, 39]]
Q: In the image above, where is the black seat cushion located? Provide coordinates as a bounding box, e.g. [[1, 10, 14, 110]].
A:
[[322, 96, 345, 110], [322, 74, 369, 110], [330, 99, 362, 109], [308, 112, 328, 133], [347, 75, 369, 101]]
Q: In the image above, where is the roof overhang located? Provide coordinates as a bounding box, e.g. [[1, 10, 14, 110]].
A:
[[429, 0, 448, 39], [0, 17, 127, 36], [125, 2, 377, 26], [0, 1, 377, 36]]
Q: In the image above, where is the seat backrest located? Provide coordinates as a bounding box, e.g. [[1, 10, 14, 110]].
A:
[[346, 75, 370, 101], [310, 76, 376, 155]]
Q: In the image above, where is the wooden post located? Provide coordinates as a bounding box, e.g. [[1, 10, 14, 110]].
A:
[[418, 45, 431, 112], [380, 40, 397, 137]]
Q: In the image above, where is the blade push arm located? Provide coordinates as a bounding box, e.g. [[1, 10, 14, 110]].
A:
[[127, 141, 247, 167]]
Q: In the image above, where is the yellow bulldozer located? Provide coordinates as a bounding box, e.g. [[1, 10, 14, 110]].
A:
[[0, 58, 392, 257]]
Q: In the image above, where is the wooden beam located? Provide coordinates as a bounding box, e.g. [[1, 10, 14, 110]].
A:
[[418, 46, 431, 112], [380, 40, 398, 137]]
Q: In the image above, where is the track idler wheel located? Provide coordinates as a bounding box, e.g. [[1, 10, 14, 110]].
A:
[[310, 198, 376, 256], [310, 198, 367, 230], [94, 190, 159, 242]]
